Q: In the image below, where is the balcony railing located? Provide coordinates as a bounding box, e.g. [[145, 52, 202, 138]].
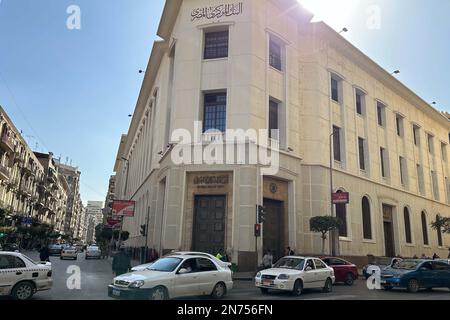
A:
[[22, 163, 36, 177], [0, 133, 15, 153], [0, 164, 10, 181]]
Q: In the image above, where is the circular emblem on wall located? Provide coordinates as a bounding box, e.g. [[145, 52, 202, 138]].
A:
[[270, 183, 278, 194]]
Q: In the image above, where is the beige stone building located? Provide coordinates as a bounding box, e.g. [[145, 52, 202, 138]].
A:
[[113, 0, 450, 271]]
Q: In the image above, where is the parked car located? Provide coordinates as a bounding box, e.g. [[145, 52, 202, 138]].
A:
[[381, 259, 450, 293], [2, 243, 20, 252], [255, 256, 335, 296], [363, 257, 403, 279], [85, 246, 101, 260], [321, 257, 358, 285], [0, 252, 52, 300], [48, 244, 63, 256], [60, 246, 78, 260], [436, 259, 450, 265], [108, 254, 233, 300]]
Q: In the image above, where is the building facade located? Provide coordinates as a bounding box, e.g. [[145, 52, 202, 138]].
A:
[[112, 0, 450, 271], [84, 201, 104, 244]]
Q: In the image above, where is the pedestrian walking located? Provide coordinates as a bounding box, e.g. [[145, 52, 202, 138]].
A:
[[432, 253, 440, 260], [112, 247, 132, 276], [39, 244, 50, 262], [286, 247, 295, 256], [262, 251, 273, 269]]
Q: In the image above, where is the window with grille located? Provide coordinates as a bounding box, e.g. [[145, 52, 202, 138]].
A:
[[358, 137, 366, 171], [269, 100, 279, 140], [204, 30, 229, 60], [333, 126, 341, 162], [203, 92, 227, 133]]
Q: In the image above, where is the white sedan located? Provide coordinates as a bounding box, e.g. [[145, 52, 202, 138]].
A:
[[60, 246, 78, 260], [85, 246, 101, 260], [131, 251, 232, 272], [108, 254, 233, 300], [255, 256, 335, 296], [0, 252, 53, 300]]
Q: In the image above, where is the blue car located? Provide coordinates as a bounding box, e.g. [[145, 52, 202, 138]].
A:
[[381, 259, 450, 293]]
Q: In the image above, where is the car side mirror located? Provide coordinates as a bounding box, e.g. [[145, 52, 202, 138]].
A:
[[305, 267, 313, 272], [178, 268, 189, 275]]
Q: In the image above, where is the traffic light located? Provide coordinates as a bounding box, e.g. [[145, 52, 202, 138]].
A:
[[254, 224, 261, 237], [140, 224, 147, 237], [257, 205, 266, 224]]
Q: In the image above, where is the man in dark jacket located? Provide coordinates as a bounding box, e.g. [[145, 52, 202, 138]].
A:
[[39, 244, 50, 262], [112, 248, 131, 276]]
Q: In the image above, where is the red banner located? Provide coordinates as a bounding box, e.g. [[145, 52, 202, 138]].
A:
[[106, 218, 122, 228], [333, 192, 350, 204], [112, 200, 136, 217]]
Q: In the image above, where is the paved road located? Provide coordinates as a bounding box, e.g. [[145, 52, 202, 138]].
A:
[[3, 251, 450, 300]]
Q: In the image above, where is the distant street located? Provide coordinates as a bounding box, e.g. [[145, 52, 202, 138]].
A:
[[1, 251, 449, 300]]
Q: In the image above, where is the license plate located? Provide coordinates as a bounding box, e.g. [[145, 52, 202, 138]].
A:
[[112, 289, 121, 297], [263, 280, 273, 286]]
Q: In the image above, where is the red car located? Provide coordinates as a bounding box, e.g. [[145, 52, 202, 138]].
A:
[[321, 257, 358, 285]]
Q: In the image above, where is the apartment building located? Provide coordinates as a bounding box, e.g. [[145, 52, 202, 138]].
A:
[[84, 201, 104, 243], [112, 0, 450, 271]]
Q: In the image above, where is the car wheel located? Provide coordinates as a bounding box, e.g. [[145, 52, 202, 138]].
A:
[[345, 273, 354, 286], [323, 278, 333, 293], [211, 283, 227, 299], [407, 279, 420, 293], [150, 287, 168, 300], [12, 282, 34, 301], [292, 280, 303, 297], [260, 288, 269, 295]]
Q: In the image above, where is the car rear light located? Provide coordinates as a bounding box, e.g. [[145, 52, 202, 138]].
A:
[[47, 270, 52, 277]]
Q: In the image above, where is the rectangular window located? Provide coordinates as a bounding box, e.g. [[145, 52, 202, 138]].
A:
[[204, 30, 229, 60], [269, 40, 282, 71], [417, 164, 425, 195], [441, 143, 447, 161], [431, 171, 440, 201], [427, 134, 434, 154], [355, 90, 364, 115], [330, 74, 341, 103], [445, 177, 450, 204], [413, 125, 420, 146], [358, 137, 366, 171], [377, 102, 386, 127], [399, 156, 407, 186], [203, 92, 227, 133], [268, 99, 279, 140], [380, 147, 389, 178], [333, 126, 341, 162], [396, 115, 404, 137]]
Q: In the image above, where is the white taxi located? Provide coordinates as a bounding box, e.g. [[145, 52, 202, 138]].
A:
[[108, 254, 233, 300], [255, 256, 335, 296], [0, 252, 52, 300], [60, 246, 78, 260]]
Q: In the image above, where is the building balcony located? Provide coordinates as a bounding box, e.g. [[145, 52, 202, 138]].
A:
[[0, 164, 10, 181], [0, 133, 15, 154], [22, 164, 36, 177], [18, 185, 33, 198]]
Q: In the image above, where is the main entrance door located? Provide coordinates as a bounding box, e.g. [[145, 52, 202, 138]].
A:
[[382, 205, 395, 258], [193, 195, 226, 255], [263, 198, 285, 261]]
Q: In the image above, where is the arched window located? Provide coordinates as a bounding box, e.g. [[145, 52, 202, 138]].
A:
[[362, 197, 372, 239], [436, 214, 443, 247], [404, 207, 412, 244], [336, 190, 348, 237], [421, 211, 429, 246]]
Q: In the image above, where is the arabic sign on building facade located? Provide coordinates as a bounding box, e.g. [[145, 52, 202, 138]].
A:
[[191, 2, 243, 21]]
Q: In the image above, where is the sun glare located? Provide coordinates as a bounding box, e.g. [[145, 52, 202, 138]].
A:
[[297, 0, 358, 27]]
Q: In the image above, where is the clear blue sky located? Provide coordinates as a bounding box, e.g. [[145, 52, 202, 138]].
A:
[[0, 0, 449, 204]]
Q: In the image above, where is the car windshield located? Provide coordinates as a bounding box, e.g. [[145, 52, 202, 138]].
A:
[[273, 258, 305, 270], [392, 260, 421, 270], [149, 258, 182, 272]]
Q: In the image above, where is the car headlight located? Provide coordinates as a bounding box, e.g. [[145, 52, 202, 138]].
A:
[[256, 272, 262, 278], [278, 274, 290, 280], [129, 281, 145, 288]]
